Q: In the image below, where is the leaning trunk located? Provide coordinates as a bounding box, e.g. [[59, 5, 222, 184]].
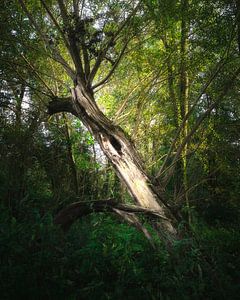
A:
[[70, 81, 177, 241]]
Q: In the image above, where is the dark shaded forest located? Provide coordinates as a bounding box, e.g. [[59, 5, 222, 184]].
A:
[[0, 0, 240, 299]]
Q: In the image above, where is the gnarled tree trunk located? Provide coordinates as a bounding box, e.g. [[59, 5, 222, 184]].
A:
[[55, 80, 178, 242]]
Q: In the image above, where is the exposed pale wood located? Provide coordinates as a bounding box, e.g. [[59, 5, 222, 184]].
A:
[[68, 84, 178, 242]]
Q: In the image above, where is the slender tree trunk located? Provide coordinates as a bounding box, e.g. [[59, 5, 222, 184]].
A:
[[102, 161, 111, 198], [235, 0, 240, 53], [62, 113, 79, 195], [167, 60, 180, 129], [179, 0, 191, 224]]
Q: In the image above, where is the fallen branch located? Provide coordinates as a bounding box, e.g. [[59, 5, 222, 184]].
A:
[[54, 199, 174, 248], [54, 199, 168, 231]]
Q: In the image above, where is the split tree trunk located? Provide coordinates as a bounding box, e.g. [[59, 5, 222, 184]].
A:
[[60, 80, 178, 242]]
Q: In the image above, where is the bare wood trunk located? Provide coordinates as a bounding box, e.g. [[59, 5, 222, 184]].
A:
[[70, 82, 177, 240]]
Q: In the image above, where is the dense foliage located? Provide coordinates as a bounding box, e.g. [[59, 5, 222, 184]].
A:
[[1, 207, 240, 299], [0, 0, 240, 299]]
